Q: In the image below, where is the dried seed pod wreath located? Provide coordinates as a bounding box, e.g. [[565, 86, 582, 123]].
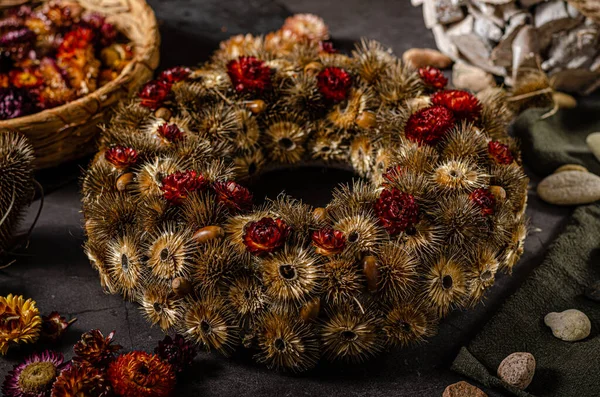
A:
[[81, 14, 528, 372]]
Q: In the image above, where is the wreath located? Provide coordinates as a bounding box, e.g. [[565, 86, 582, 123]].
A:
[[81, 14, 528, 372]]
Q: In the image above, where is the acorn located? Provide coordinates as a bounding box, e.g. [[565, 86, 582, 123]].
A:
[[172, 277, 193, 296], [192, 225, 224, 244], [300, 298, 321, 322], [116, 173, 134, 191], [362, 255, 379, 293], [155, 107, 172, 120], [355, 111, 376, 129], [313, 207, 328, 223], [489, 185, 506, 202], [245, 99, 266, 114]]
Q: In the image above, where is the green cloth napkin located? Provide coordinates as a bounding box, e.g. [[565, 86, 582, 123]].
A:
[[513, 98, 600, 176]]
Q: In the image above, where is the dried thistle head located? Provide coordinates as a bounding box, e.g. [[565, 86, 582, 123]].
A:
[[382, 300, 437, 347], [422, 255, 469, 318]]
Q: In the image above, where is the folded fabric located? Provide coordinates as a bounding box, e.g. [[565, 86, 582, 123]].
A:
[[513, 97, 600, 177], [452, 204, 600, 397]]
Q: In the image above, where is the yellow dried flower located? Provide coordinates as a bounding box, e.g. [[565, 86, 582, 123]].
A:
[[0, 294, 42, 354]]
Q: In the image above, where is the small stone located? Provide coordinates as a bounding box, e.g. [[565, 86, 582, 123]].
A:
[[497, 352, 536, 390], [552, 92, 577, 109], [585, 280, 600, 302], [554, 164, 589, 174], [452, 62, 496, 92], [544, 309, 591, 341], [537, 170, 600, 205], [586, 132, 600, 163], [402, 48, 453, 69], [443, 381, 487, 397]]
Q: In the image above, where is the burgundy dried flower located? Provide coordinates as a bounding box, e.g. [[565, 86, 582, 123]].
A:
[[213, 180, 253, 213], [319, 41, 336, 54], [243, 217, 290, 255], [0, 87, 37, 120], [73, 329, 122, 369], [154, 334, 197, 373], [138, 80, 171, 110], [418, 66, 447, 89], [431, 89, 482, 122], [104, 146, 139, 168], [470, 188, 496, 216], [158, 66, 191, 84], [0, 28, 35, 48], [161, 170, 207, 205], [157, 122, 185, 143], [311, 228, 346, 256], [487, 141, 514, 165], [405, 105, 455, 146], [374, 188, 419, 236], [41, 312, 77, 343], [226, 56, 272, 93], [317, 66, 352, 102]]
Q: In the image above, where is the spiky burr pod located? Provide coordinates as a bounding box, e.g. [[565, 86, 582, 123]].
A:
[[81, 15, 528, 371], [0, 131, 34, 258]]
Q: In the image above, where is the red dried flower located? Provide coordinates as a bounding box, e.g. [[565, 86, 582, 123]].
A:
[[418, 66, 447, 90], [51, 361, 112, 397], [161, 170, 207, 205], [157, 122, 185, 143], [317, 66, 352, 102], [41, 312, 77, 343], [311, 228, 346, 256], [107, 351, 176, 397], [243, 217, 290, 255], [374, 188, 419, 236], [227, 56, 272, 93], [487, 141, 514, 165], [431, 89, 482, 122], [470, 188, 496, 216], [138, 80, 171, 110], [382, 165, 403, 187], [158, 66, 191, 84], [9, 69, 43, 88], [213, 180, 253, 213], [319, 41, 336, 54], [104, 146, 139, 168], [73, 330, 122, 368], [405, 105, 455, 146], [57, 27, 94, 59], [154, 334, 197, 373]]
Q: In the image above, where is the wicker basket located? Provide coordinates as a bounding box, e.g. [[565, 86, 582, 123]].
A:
[[0, 0, 160, 169]]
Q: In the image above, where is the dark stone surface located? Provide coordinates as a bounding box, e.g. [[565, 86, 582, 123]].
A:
[[0, 1, 575, 396]]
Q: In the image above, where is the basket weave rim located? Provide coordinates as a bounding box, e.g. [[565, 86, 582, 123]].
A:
[[0, 0, 160, 127]]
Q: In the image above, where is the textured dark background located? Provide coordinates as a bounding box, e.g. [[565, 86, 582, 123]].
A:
[[0, 1, 575, 396]]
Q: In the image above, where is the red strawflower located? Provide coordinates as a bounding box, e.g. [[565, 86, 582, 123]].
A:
[[161, 170, 207, 205], [9, 69, 43, 88], [213, 180, 253, 213], [158, 66, 191, 84], [226, 56, 272, 93], [487, 141, 514, 165], [107, 351, 176, 397], [431, 89, 482, 122], [470, 188, 496, 216], [41, 312, 77, 343], [243, 217, 290, 255], [138, 80, 171, 110], [374, 188, 419, 236], [57, 27, 94, 59], [104, 146, 139, 168], [51, 361, 112, 397], [154, 334, 197, 373], [311, 228, 346, 256], [319, 41, 336, 54], [73, 330, 122, 369], [317, 66, 352, 102], [157, 122, 185, 143], [382, 165, 403, 187], [418, 66, 447, 90], [405, 105, 455, 146]]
